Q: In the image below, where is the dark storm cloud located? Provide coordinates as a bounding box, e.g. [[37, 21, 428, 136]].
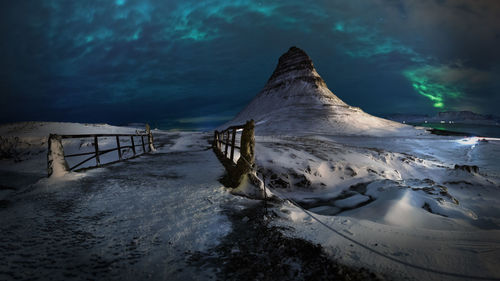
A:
[[1, 0, 499, 127]]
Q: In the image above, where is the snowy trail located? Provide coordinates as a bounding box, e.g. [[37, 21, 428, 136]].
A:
[[0, 132, 235, 280]]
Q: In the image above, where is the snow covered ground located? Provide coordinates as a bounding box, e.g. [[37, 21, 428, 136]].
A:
[[221, 45, 500, 280], [0, 123, 244, 280], [254, 133, 500, 280], [1, 121, 500, 280]]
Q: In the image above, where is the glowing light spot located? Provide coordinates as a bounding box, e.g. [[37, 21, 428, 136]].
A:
[[116, 0, 125, 6]]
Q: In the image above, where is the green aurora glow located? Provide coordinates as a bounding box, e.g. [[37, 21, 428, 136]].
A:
[[403, 68, 462, 109], [331, 19, 468, 109], [2, 0, 498, 125]]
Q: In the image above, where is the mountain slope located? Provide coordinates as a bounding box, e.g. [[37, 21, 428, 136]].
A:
[[224, 47, 424, 136]]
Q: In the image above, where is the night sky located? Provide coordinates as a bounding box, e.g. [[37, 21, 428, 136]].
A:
[[1, 0, 499, 129]]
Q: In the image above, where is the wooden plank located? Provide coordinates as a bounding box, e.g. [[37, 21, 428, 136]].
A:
[[57, 131, 158, 174], [94, 136, 100, 166], [224, 130, 229, 156], [116, 136, 122, 160], [230, 128, 236, 162], [66, 147, 119, 158], [131, 136, 136, 155], [226, 125, 245, 130], [69, 154, 97, 171], [218, 141, 240, 149], [147, 133, 152, 152], [65, 151, 96, 157], [219, 132, 222, 150], [61, 133, 148, 139], [97, 147, 122, 156]]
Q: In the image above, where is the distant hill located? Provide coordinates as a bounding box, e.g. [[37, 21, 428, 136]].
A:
[[385, 111, 500, 125]]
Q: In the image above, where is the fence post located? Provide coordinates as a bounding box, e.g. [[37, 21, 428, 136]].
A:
[[238, 119, 255, 170], [146, 124, 155, 152], [131, 136, 136, 156], [263, 174, 268, 214], [47, 134, 69, 177], [213, 130, 218, 148], [218, 132, 222, 150], [141, 135, 146, 153], [224, 130, 229, 156], [94, 135, 100, 166], [116, 136, 122, 160], [230, 128, 236, 162]]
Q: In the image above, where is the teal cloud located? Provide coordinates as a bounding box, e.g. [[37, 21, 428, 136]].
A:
[[1, 0, 499, 126]]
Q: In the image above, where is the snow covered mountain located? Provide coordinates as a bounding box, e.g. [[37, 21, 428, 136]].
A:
[[223, 47, 423, 136]]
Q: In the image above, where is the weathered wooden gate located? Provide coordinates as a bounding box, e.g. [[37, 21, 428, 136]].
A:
[[47, 125, 155, 177]]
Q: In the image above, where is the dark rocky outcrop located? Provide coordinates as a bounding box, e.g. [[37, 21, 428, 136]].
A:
[[454, 164, 479, 174], [264, 46, 327, 92]]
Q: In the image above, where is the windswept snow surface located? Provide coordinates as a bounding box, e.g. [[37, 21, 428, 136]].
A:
[[0, 123, 242, 280], [2, 121, 500, 280], [255, 134, 500, 280]]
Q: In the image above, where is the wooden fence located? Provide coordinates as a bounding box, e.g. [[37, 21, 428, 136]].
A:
[[47, 127, 155, 177], [213, 120, 255, 187], [214, 124, 245, 165], [62, 133, 151, 171]]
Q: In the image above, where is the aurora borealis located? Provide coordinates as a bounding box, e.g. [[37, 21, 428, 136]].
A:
[[1, 0, 499, 129]]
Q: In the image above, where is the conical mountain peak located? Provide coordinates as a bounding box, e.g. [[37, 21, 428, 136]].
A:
[[222, 47, 419, 137], [264, 46, 327, 91]]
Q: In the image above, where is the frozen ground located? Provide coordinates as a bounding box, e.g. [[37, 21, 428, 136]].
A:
[[1, 122, 500, 280], [222, 45, 500, 280], [0, 124, 236, 280], [253, 134, 500, 281], [0, 122, 380, 280]]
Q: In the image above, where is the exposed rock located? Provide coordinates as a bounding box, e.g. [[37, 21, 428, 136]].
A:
[[454, 164, 479, 174], [422, 202, 432, 213], [264, 46, 328, 92]]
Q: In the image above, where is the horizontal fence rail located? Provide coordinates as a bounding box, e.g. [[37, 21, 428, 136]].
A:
[[64, 134, 150, 171], [47, 126, 155, 177], [214, 125, 245, 165]]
